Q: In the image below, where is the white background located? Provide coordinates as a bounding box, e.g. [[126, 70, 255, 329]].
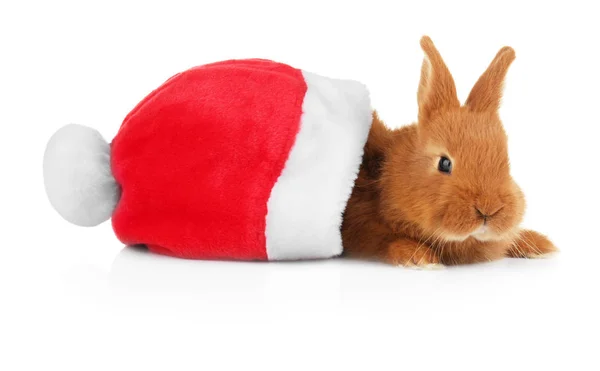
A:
[[1, 0, 599, 370]]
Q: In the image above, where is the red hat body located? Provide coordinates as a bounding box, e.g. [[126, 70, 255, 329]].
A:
[[109, 59, 371, 261]]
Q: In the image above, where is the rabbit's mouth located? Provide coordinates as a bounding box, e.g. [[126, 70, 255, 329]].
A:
[[471, 229, 497, 242], [471, 225, 493, 241], [438, 224, 506, 243], [470, 224, 519, 242]]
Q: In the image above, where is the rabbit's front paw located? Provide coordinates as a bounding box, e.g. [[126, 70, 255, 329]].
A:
[[385, 238, 444, 269], [507, 229, 558, 259]]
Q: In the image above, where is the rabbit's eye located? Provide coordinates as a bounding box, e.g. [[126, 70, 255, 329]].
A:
[[438, 156, 452, 174]]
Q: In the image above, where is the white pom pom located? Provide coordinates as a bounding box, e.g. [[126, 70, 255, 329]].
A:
[[43, 124, 120, 227]]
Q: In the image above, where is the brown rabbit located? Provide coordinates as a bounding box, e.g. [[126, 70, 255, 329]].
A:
[[341, 36, 557, 267]]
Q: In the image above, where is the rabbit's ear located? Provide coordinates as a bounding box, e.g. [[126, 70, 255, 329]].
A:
[[465, 46, 516, 112], [417, 36, 460, 122]]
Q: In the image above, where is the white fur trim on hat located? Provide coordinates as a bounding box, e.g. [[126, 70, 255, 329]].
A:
[[265, 71, 372, 260]]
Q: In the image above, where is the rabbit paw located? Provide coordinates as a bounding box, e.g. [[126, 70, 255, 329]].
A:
[[507, 229, 558, 259], [386, 239, 443, 269]]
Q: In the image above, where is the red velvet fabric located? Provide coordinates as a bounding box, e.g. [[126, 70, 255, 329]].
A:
[[110, 59, 307, 260]]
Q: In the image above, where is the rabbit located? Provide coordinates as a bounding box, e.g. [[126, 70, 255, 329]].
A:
[[341, 36, 557, 268]]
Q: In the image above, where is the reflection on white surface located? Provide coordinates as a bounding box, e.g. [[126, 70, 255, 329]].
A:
[[17, 245, 586, 371], [108, 245, 570, 318], [109, 245, 347, 315], [8, 245, 599, 370]]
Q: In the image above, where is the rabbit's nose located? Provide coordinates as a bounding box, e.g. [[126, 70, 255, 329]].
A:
[[474, 205, 504, 224]]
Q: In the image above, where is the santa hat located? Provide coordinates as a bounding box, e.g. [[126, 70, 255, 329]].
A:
[[44, 59, 372, 260]]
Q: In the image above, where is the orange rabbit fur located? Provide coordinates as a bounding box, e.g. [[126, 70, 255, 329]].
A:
[[341, 36, 557, 267]]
